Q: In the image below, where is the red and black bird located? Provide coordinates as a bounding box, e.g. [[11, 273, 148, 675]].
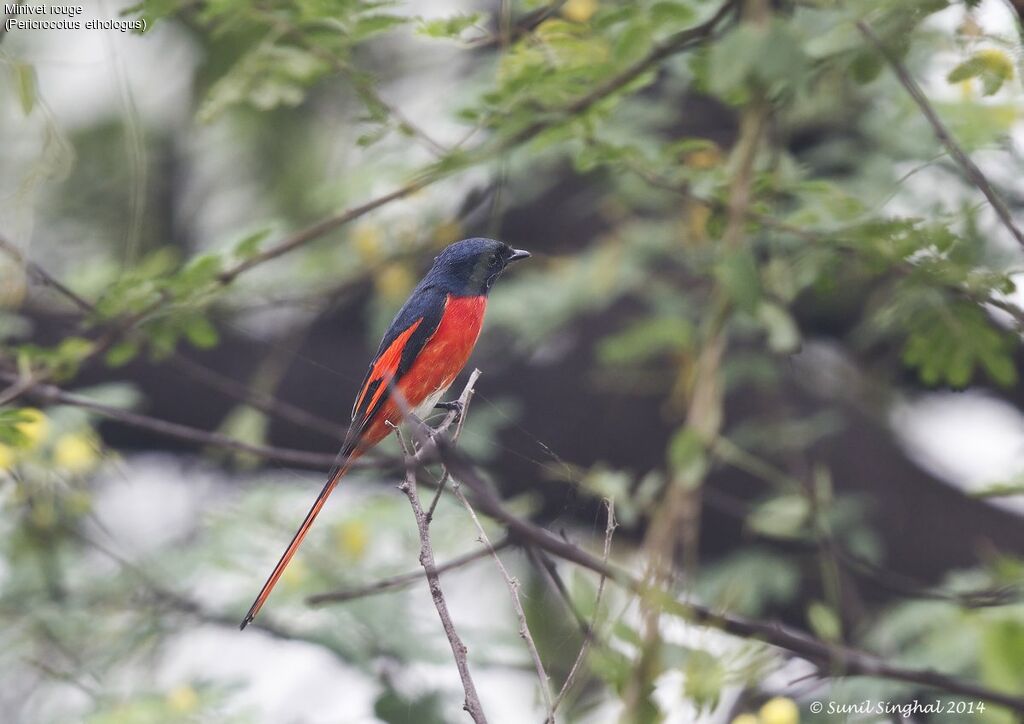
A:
[[240, 237, 530, 628]]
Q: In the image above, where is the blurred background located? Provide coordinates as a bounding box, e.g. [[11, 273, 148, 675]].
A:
[[2, 0, 1024, 722]]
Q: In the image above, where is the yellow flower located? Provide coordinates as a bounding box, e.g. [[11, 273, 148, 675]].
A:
[[432, 219, 462, 248], [562, 0, 598, 23], [30, 498, 56, 529], [281, 557, 308, 591], [760, 696, 799, 724], [685, 146, 722, 169], [0, 261, 27, 309], [335, 520, 368, 559], [352, 224, 383, 262], [0, 444, 15, 471], [16, 408, 48, 449], [976, 48, 1015, 81], [66, 489, 93, 515], [166, 685, 200, 713], [375, 263, 415, 303], [731, 714, 760, 724], [54, 433, 100, 474]]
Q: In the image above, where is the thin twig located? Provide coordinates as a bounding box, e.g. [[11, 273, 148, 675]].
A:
[[552, 498, 616, 713], [427, 368, 481, 521], [428, 439, 1024, 713], [395, 428, 489, 724], [0, 234, 349, 437], [1, 2, 735, 397], [451, 482, 554, 722], [306, 535, 511, 605], [858, 21, 1024, 248], [390, 374, 552, 716], [0, 371, 350, 469], [0, 373, 38, 405]]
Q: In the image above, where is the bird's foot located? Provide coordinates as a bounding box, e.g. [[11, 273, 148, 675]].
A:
[[434, 399, 464, 420]]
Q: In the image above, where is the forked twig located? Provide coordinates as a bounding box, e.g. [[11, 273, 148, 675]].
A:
[[427, 368, 481, 521], [394, 424, 489, 724], [552, 498, 616, 713], [450, 482, 555, 722], [858, 21, 1024, 248]]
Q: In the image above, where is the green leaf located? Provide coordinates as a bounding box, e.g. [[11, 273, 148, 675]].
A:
[[803, 21, 861, 59], [650, 1, 695, 27], [614, 22, 652, 65], [417, 13, 483, 39], [807, 600, 842, 641], [232, 229, 271, 260], [747, 494, 809, 539], [183, 316, 219, 349], [598, 316, 693, 365], [105, 340, 140, 368], [683, 649, 724, 714], [351, 13, 407, 40], [757, 302, 800, 353], [947, 50, 1015, 96], [13, 63, 37, 115], [667, 427, 707, 484], [218, 405, 268, 466], [0, 408, 32, 447], [714, 250, 761, 313]]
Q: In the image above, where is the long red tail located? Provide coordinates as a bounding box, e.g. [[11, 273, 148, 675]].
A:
[[239, 457, 356, 629]]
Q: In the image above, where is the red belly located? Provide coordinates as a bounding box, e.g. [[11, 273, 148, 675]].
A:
[[358, 294, 486, 449]]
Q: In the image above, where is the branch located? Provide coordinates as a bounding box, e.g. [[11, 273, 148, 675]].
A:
[[501, 0, 736, 150], [0, 371, 354, 470], [395, 431, 489, 724], [306, 536, 511, 605], [1, 2, 735, 398], [429, 441, 1024, 713], [427, 368, 481, 521], [0, 233, 349, 438], [451, 482, 553, 722], [858, 21, 1024, 249], [552, 499, 616, 713]]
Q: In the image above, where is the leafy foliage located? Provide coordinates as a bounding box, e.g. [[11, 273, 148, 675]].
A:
[[3, 0, 1024, 721]]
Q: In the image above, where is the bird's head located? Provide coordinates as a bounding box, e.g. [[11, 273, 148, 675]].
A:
[[428, 237, 530, 296]]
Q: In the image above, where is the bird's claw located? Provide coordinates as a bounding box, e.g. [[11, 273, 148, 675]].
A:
[[434, 399, 464, 419]]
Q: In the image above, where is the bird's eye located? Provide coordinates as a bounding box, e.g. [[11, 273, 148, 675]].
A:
[[488, 254, 501, 268]]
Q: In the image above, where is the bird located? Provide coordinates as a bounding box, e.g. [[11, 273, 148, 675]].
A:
[[240, 237, 531, 629]]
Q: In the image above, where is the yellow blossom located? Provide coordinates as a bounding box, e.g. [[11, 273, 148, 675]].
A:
[[352, 224, 384, 262], [166, 685, 200, 713], [731, 715, 760, 724], [335, 520, 368, 559], [54, 433, 100, 474], [0, 444, 15, 471], [30, 498, 56, 529], [685, 146, 722, 169], [432, 219, 463, 248], [760, 696, 799, 724], [281, 557, 308, 591], [562, 0, 598, 23], [0, 261, 27, 309], [375, 263, 415, 303], [16, 408, 48, 449]]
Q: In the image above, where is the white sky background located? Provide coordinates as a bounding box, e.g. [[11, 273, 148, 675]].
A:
[[3, 0, 1024, 722]]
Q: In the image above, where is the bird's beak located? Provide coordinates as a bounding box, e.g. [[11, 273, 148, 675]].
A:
[[507, 249, 531, 263]]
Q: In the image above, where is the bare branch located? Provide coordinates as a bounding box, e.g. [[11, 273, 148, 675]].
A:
[[306, 536, 512, 605], [450, 483, 553, 722], [0, 371, 352, 470], [427, 368, 481, 521], [858, 21, 1024, 248], [397, 430, 489, 723], [431, 440, 1024, 713], [553, 498, 616, 713]]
